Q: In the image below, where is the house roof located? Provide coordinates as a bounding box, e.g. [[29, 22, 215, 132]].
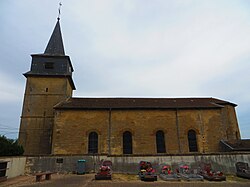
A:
[[54, 97, 236, 110]]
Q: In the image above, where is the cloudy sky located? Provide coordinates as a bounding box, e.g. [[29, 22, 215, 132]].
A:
[[0, 0, 250, 139]]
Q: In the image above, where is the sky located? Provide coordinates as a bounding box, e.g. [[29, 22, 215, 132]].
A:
[[0, 0, 250, 139]]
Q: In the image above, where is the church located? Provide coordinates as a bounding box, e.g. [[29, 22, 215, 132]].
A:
[[18, 18, 241, 156]]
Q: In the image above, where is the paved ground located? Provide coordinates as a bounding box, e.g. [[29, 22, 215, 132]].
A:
[[1, 174, 250, 187]]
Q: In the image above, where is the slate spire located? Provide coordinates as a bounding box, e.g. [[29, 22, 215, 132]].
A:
[[44, 18, 65, 55]]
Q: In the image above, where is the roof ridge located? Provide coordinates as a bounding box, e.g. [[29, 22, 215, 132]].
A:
[[54, 97, 237, 110]]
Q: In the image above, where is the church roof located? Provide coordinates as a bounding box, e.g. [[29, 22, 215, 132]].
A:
[[54, 97, 236, 110], [220, 139, 250, 151], [44, 19, 65, 55]]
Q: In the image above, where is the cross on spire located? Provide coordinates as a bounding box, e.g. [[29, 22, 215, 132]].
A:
[[57, 2, 62, 20]]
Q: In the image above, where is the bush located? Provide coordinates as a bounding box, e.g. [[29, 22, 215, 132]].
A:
[[0, 135, 24, 156]]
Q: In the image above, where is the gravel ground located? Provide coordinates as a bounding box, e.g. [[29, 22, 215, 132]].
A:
[[1, 174, 250, 187]]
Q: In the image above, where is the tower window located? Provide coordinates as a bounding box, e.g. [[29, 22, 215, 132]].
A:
[[45, 88, 48, 92], [88, 132, 98, 154], [45, 62, 54, 69], [123, 131, 132, 154], [156, 130, 166, 153], [188, 129, 198, 152]]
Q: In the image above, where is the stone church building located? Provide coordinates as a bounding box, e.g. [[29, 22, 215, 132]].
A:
[[18, 18, 241, 156]]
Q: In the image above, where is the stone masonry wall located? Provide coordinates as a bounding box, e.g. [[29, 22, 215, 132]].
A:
[[52, 107, 240, 155], [25, 153, 250, 174], [19, 77, 73, 155]]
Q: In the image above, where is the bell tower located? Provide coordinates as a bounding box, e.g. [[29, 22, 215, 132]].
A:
[[18, 18, 75, 155]]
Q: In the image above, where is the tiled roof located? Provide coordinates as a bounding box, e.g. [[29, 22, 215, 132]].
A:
[[54, 97, 236, 110]]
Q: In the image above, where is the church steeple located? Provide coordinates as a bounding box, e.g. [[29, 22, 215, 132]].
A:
[[44, 19, 65, 55], [19, 14, 76, 155], [24, 17, 76, 90]]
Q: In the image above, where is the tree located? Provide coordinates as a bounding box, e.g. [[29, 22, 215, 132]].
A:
[[0, 135, 24, 156]]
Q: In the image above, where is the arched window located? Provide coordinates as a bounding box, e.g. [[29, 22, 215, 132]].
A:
[[188, 130, 198, 152], [156, 130, 166, 153], [88, 132, 98, 154], [123, 131, 132, 154]]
